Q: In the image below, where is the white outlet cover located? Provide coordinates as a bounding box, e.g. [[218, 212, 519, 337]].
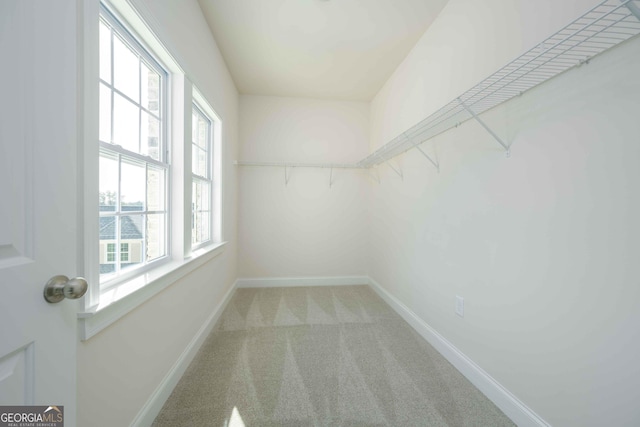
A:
[[455, 296, 464, 317]]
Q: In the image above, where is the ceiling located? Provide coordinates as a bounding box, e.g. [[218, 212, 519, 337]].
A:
[[197, 0, 449, 101]]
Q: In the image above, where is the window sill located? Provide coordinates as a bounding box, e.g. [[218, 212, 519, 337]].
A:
[[78, 241, 227, 340]]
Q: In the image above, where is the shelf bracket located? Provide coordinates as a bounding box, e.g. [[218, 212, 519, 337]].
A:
[[376, 151, 403, 180], [284, 166, 292, 186], [386, 160, 403, 180], [623, 0, 640, 20], [404, 133, 439, 172], [416, 146, 440, 172], [329, 167, 334, 188], [368, 167, 381, 184], [458, 98, 511, 157]]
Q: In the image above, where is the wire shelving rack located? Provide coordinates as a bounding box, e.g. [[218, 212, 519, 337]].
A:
[[236, 0, 640, 173]]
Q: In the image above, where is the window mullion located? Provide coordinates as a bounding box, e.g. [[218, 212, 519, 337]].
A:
[[144, 162, 149, 211], [103, 82, 160, 120], [207, 116, 212, 180], [100, 142, 168, 169], [109, 27, 114, 145], [138, 56, 142, 155], [192, 173, 209, 182], [144, 162, 148, 267], [142, 215, 147, 265], [116, 154, 122, 275]]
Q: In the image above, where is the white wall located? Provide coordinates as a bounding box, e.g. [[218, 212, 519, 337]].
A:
[[369, 0, 640, 425], [77, 0, 239, 425], [238, 95, 369, 278]]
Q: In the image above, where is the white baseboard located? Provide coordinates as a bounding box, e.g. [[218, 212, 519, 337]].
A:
[[131, 279, 237, 427], [368, 277, 550, 427], [236, 275, 369, 288]]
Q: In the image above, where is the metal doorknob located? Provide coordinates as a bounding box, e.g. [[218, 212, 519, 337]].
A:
[[43, 275, 88, 303]]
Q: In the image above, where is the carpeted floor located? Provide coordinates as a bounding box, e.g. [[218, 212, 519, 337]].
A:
[[152, 285, 514, 426]]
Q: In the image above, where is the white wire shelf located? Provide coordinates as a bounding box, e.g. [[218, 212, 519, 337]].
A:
[[236, 0, 640, 171], [358, 0, 640, 167]]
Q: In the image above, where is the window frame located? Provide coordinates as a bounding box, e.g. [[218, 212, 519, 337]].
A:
[[79, 0, 227, 340], [189, 88, 223, 255], [98, 4, 171, 290], [191, 102, 214, 250]]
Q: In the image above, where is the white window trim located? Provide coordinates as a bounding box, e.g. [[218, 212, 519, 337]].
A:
[[191, 91, 222, 251], [194, 88, 224, 247], [191, 103, 213, 249], [79, 0, 226, 340]]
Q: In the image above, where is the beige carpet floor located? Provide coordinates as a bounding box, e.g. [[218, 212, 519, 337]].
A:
[[152, 285, 514, 426]]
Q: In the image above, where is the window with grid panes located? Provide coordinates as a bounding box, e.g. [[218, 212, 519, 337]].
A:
[[191, 104, 213, 248], [106, 243, 116, 263], [98, 6, 169, 284]]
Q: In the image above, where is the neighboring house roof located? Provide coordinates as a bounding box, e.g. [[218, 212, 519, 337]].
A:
[[99, 215, 143, 240], [100, 264, 115, 274]]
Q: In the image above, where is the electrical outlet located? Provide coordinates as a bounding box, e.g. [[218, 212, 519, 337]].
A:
[[455, 296, 464, 317]]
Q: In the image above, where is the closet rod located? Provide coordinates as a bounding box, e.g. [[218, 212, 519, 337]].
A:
[[234, 161, 363, 169]]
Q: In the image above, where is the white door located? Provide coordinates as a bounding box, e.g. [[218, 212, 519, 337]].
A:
[[0, 1, 81, 425]]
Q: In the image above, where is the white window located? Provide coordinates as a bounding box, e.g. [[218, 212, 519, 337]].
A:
[[191, 103, 213, 249], [80, 1, 227, 339], [98, 6, 169, 284]]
